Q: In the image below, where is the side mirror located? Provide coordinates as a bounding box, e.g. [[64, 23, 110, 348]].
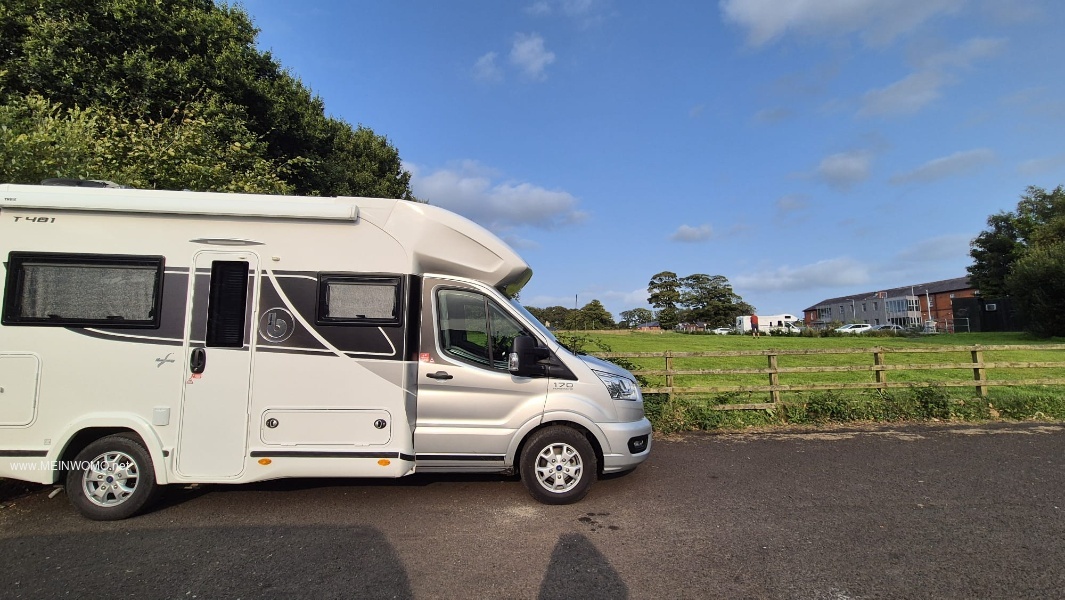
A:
[[508, 335, 550, 377]]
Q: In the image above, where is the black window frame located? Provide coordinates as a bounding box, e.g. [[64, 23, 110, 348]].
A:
[[1, 251, 165, 328], [316, 273, 404, 327]]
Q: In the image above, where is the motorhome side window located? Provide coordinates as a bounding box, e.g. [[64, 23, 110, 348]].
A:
[[1, 252, 164, 328], [437, 289, 530, 371], [317, 275, 402, 326]]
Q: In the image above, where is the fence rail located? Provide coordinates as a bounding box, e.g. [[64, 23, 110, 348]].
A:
[[592, 344, 1065, 410]]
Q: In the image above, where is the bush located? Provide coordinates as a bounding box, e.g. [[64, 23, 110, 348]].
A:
[[1007, 241, 1065, 338]]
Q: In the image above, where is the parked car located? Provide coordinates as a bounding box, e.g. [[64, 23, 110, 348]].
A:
[[835, 323, 873, 334], [872, 324, 905, 332], [711, 327, 732, 335]]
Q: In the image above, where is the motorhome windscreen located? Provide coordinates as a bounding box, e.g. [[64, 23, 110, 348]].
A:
[[1, 253, 164, 327]]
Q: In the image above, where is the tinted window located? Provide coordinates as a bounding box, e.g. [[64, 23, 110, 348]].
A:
[[318, 275, 402, 326], [2, 252, 163, 327]]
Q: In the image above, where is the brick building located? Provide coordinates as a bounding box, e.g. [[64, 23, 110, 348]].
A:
[[803, 277, 976, 331]]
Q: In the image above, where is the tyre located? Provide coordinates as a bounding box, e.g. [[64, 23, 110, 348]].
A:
[[65, 434, 159, 520], [520, 426, 596, 505]]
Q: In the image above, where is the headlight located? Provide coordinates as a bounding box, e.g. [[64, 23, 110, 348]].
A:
[[593, 370, 640, 401]]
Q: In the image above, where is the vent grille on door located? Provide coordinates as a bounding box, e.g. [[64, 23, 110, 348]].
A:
[[206, 261, 250, 347]]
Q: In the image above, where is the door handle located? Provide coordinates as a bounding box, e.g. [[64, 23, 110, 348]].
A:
[[426, 371, 453, 380], [190, 348, 207, 374]]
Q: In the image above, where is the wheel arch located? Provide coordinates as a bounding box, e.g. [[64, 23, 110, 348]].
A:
[[511, 415, 606, 477], [52, 416, 168, 485]]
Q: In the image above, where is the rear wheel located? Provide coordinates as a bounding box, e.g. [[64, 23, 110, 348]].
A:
[[520, 426, 596, 505], [66, 434, 159, 520]]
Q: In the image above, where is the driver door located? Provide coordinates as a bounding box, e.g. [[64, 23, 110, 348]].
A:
[[415, 279, 548, 466]]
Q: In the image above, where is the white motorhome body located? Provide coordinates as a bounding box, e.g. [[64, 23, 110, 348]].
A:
[[0, 183, 651, 518], [735, 314, 800, 335]]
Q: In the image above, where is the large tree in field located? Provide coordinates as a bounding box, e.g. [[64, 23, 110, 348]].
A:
[[647, 271, 681, 330], [679, 274, 752, 326], [0, 0, 415, 198], [968, 185, 1065, 336], [577, 300, 615, 330], [647, 271, 753, 330]]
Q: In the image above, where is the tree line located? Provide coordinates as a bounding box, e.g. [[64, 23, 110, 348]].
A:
[[968, 185, 1065, 337], [0, 0, 416, 197], [524, 272, 755, 331]]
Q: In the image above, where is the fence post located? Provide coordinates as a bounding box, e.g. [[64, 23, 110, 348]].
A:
[[971, 348, 988, 398], [767, 353, 780, 405], [874, 349, 886, 391], [665, 352, 674, 403]]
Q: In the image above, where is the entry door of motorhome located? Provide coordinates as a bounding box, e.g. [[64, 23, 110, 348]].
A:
[[176, 251, 259, 478], [416, 279, 548, 467]]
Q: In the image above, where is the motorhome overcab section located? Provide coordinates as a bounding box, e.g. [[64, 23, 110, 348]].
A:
[[0, 183, 652, 520]]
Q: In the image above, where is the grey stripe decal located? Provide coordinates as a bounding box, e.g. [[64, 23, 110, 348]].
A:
[[250, 450, 415, 462], [415, 454, 505, 462], [0, 450, 49, 457]]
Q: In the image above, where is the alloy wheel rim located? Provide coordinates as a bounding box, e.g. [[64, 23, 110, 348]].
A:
[[533, 442, 583, 493], [81, 451, 139, 507]]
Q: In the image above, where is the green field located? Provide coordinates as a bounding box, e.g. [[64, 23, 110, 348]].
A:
[[558, 330, 1065, 432]]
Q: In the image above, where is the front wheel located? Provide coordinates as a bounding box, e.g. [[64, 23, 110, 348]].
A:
[[520, 426, 597, 505], [66, 434, 159, 520]]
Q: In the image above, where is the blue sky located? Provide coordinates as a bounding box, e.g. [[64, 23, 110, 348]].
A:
[[244, 0, 1065, 320]]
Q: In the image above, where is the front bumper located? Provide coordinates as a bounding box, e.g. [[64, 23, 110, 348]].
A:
[[598, 417, 653, 473]]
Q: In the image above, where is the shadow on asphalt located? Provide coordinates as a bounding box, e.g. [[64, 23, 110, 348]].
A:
[[539, 532, 628, 600], [0, 524, 415, 599]]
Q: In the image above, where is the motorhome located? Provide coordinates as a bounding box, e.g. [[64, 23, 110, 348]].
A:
[[735, 314, 801, 335], [0, 182, 651, 520]]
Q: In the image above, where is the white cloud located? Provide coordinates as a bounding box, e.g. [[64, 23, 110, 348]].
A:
[[472, 52, 503, 83], [735, 257, 872, 292], [859, 70, 947, 116], [525, 1, 552, 16], [815, 150, 872, 191], [857, 37, 1002, 118], [891, 148, 996, 184], [408, 160, 586, 231], [510, 33, 556, 80], [669, 224, 714, 242], [917, 37, 1006, 70], [893, 234, 972, 263], [775, 194, 809, 213], [1018, 153, 1065, 176], [719, 0, 965, 47], [754, 107, 793, 124]]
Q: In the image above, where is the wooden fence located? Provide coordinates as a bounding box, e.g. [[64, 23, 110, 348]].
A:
[[593, 344, 1065, 411]]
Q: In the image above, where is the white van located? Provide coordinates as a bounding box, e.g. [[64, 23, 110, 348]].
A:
[[735, 314, 800, 335], [0, 182, 651, 519]]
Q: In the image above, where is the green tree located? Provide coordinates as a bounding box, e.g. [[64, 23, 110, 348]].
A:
[[618, 308, 654, 328], [678, 274, 751, 326], [969, 185, 1065, 337], [647, 271, 681, 330], [1005, 241, 1065, 337], [0, 93, 290, 193], [0, 0, 415, 197], [577, 300, 615, 330], [968, 185, 1065, 296]]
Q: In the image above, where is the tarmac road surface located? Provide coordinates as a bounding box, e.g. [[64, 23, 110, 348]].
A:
[[1, 421, 1063, 599]]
